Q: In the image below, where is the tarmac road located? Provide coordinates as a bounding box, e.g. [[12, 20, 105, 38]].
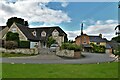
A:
[[1, 52, 115, 64]]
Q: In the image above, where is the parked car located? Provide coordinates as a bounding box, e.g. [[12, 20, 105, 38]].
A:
[[50, 44, 59, 52]]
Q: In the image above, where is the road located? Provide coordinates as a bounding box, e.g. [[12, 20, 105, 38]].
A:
[[1, 52, 115, 64]]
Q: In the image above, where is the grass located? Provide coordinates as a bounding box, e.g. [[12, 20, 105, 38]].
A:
[[2, 62, 119, 78], [0, 53, 37, 57]]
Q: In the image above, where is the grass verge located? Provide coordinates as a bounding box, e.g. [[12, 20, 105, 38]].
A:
[[0, 53, 37, 57], [2, 62, 118, 78]]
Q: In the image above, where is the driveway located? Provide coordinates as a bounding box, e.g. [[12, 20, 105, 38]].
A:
[[1, 52, 116, 64]]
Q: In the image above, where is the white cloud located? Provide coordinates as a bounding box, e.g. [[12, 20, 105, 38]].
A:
[[66, 20, 118, 41], [0, 0, 71, 26], [61, 2, 69, 7]]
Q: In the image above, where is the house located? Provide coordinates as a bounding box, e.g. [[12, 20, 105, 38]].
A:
[[1, 22, 68, 48], [75, 23, 112, 54]]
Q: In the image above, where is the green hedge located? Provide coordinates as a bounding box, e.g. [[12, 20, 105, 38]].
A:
[[19, 41, 30, 48]]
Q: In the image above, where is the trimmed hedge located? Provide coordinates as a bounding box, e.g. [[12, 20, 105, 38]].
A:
[[19, 41, 30, 48]]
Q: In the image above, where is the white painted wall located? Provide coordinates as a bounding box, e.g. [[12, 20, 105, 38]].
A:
[[30, 42, 38, 48]]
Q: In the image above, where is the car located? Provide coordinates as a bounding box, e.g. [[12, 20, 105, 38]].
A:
[[50, 44, 59, 52]]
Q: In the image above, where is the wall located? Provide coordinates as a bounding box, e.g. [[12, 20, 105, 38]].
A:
[[56, 50, 81, 58], [100, 42, 106, 46], [75, 35, 90, 45], [30, 42, 39, 48], [0, 48, 38, 54], [106, 48, 112, 55], [0, 27, 9, 39], [53, 36, 64, 46]]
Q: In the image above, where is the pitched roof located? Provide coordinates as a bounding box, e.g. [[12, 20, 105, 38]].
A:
[[89, 36, 106, 42], [29, 27, 67, 41], [15, 23, 39, 41], [15, 23, 67, 41], [106, 44, 111, 49], [82, 44, 92, 48], [75, 35, 106, 42]]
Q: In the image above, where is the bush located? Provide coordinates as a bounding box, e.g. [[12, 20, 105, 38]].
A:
[[19, 41, 30, 48], [90, 43, 105, 53], [62, 43, 81, 51], [4, 41, 18, 49], [61, 43, 70, 49], [114, 45, 120, 56]]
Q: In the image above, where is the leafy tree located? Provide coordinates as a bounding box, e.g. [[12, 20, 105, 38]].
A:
[[6, 31, 19, 43], [112, 36, 120, 43], [47, 36, 56, 47], [5, 31, 19, 49], [6, 17, 29, 27]]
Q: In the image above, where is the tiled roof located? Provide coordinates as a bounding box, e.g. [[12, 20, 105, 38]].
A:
[[15, 23, 67, 41], [15, 23, 39, 41], [89, 36, 106, 42], [106, 44, 111, 49], [82, 44, 92, 48]]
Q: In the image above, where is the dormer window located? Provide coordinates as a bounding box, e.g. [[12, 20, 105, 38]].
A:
[[32, 30, 37, 36], [52, 29, 59, 37], [41, 31, 46, 37]]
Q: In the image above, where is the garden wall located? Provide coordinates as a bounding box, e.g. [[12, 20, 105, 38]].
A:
[[0, 48, 38, 54], [56, 50, 81, 58]]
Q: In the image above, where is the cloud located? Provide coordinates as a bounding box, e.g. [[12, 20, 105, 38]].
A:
[[66, 20, 118, 41], [0, 0, 71, 26], [61, 2, 69, 7]]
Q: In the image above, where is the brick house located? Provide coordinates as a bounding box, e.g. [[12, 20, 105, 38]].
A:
[[75, 34, 109, 52], [1, 22, 68, 48]]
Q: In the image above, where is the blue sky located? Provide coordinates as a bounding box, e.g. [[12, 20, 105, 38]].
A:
[[47, 2, 118, 31], [0, 0, 119, 40]]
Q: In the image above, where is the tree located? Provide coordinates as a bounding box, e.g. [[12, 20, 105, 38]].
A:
[[47, 36, 56, 47], [6, 17, 29, 27], [6, 31, 19, 43], [5, 31, 19, 49], [112, 36, 120, 43]]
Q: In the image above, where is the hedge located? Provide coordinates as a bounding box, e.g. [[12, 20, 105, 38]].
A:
[[19, 41, 30, 48]]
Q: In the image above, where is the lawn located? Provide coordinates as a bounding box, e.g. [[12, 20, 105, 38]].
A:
[[0, 53, 37, 57], [2, 62, 119, 78]]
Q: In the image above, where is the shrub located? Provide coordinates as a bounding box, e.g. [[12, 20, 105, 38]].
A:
[[4, 41, 18, 49], [90, 43, 105, 53], [19, 41, 30, 48], [62, 43, 81, 51], [61, 43, 70, 49], [114, 45, 120, 56]]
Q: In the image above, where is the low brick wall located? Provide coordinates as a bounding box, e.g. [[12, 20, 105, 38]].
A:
[[56, 50, 81, 58], [0, 48, 38, 54]]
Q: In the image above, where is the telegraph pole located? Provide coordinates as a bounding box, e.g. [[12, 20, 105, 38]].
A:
[[115, 1, 120, 36]]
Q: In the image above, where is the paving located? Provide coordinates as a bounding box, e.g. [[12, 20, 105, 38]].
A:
[[1, 52, 116, 64]]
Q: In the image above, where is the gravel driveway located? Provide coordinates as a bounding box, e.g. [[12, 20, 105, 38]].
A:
[[1, 52, 115, 64]]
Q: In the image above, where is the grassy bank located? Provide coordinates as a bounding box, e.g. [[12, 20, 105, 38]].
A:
[[2, 62, 118, 78]]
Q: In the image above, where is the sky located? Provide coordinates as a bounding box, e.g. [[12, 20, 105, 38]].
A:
[[0, 0, 119, 40]]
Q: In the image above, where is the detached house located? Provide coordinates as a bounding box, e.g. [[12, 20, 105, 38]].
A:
[[1, 22, 67, 48], [75, 23, 112, 54]]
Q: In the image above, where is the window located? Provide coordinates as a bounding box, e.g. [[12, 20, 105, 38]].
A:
[[52, 29, 59, 37], [41, 31, 46, 37], [12, 28, 17, 33], [32, 30, 36, 36]]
